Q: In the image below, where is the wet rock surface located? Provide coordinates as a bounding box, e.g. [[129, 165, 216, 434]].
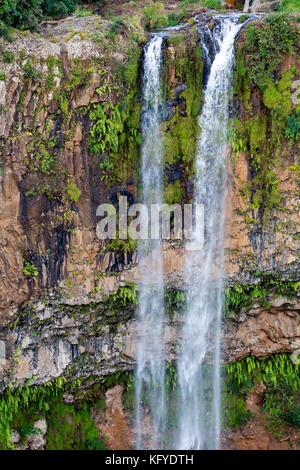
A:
[[0, 12, 299, 450]]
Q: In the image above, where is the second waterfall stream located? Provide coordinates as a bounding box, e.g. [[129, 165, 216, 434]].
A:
[[136, 15, 247, 450]]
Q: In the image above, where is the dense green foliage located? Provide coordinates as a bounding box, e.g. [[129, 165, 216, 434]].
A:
[[86, 42, 142, 186], [142, 2, 168, 30], [22, 261, 38, 278], [45, 401, 105, 450], [137, 277, 300, 321], [0, 371, 133, 449], [279, 0, 300, 13], [162, 34, 202, 204], [89, 103, 123, 155], [285, 111, 300, 147], [179, 0, 222, 8], [1, 49, 14, 63], [0, 375, 68, 448], [66, 181, 81, 203], [202, 0, 221, 9], [233, 15, 299, 221], [0, 0, 79, 38], [89, 98, 141, 186], [142, 2, 188, 30], [224, 277, 300, 318], [227, 354, 299, 391], [226, 354, 300, 435], [244, 15, 297, 89]]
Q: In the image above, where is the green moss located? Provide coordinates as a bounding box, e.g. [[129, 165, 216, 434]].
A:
[[249, 115, 267, 156], [45, 401, 104, 450], [123, 44, 140, 86], [203, 0, 222, 8], [0, 376, 67, 449], [234, 51, 251, 110], [67, 182, 81, 203], [162, 35, 202, 201], [263, 83, 284, 110], [263, 70, 293, 118], [232, 53, 298, 220], [232, 114, 279, 218], [222, 389, 251, 430], [239, 14, 249, 24], [60, 97, 69, 115], [164, 180, 183, 204]]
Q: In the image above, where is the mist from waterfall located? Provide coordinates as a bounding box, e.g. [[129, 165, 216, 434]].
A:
[[176, 16, 245, 450], [135, 34, 166, 449]]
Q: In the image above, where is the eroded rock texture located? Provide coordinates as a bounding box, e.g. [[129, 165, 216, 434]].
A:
[[0, 16, 299, 444]]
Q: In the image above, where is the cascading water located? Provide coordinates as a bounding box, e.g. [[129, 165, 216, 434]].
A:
[[135, 34, 166, 449], [176, 16, 246, 450]]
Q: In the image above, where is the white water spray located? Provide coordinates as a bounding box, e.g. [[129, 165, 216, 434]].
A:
[[176, 16, 245, 450], [135, 34, 166, 449]]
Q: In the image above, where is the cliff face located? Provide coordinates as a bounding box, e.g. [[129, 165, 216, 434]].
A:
[[0, 13, 299, 449], [0, 16, 145, 317]]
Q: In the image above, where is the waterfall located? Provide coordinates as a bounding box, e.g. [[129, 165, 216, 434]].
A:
[[135, 34, 166, 449], [176, 16, 245, 450]]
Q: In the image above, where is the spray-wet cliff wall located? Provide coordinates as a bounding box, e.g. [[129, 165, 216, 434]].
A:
[[0, 13, 299, 449]]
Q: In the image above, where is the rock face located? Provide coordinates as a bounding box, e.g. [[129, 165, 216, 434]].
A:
[[0, 13, 299, 450], [94, 385, 134, 450], [244, 0, 281, 13], [222, 383, 299, 450], [1, 286, 299, 390], [224, 294, 300, 362]]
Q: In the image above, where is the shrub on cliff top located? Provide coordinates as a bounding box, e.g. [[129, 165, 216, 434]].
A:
[[203, 0, 222, 9], [245, 14, 297, 89], [142, 2, 168, 30], [0, 0, 79, 36], [279, 0, 300, 13]]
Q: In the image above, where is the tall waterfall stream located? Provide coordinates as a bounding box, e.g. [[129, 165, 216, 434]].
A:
[[136, 34, 166, 450], [176, 16, 246, 450], [136, 15, 247, 450]]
